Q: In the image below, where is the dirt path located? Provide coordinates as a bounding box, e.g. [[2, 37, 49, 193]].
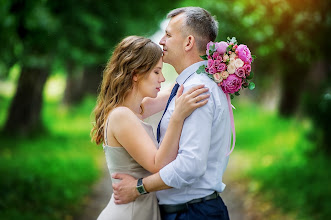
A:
[[75, 160, 248, 220]]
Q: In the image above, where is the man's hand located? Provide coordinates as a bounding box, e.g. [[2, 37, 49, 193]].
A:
[[112, 173, 140, 204]]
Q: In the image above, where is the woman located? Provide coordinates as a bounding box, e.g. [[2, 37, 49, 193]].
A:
[[91, 36, 209, 220]]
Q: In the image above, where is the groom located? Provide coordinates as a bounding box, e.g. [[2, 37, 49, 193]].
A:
[[112, 7, 231, 219]]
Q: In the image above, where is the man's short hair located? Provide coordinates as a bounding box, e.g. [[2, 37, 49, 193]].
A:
[[167, 7, 218, 53]]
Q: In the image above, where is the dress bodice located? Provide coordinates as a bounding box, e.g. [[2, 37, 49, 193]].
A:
[[103, 120, 158, 183]]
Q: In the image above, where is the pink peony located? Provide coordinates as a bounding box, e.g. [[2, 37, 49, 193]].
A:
[[235, 44, 252, 64], [217, 63, 227, 72], [221, 74, 242, 94], [235, 67, 246, 78], [212, 52, 220, 59], [208, 66, 217, 74], [243, 64, 251, 74], [214, 60, 221, 68], [206, 41, 214, 56], [215, 41, 228, 55], [207, 59, 214, 68]]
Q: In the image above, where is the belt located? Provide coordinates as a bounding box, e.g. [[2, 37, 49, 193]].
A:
[[159, 191, 219, 214]]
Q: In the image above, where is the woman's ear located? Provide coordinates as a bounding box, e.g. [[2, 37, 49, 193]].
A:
[[184, 35, 195, 51], [133, 73, 138, 82]]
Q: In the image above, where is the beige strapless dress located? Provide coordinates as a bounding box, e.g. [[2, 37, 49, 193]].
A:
[[97, 120, 161, 220]]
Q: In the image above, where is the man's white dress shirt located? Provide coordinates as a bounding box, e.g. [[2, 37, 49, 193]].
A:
[[157, 61, 231, 205]]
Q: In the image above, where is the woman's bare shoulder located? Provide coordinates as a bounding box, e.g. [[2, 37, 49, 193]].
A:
[[108, 106, 138, 123]]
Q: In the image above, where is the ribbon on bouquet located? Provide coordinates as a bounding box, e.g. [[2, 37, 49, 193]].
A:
[[226, 94, 236, 156]]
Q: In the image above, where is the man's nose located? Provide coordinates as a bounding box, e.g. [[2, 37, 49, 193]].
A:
[[159, 36, 165, 45]]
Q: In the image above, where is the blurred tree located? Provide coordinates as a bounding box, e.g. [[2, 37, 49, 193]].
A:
[[0, 0, 18, 79], [59, 0, 180, 104], [2, 0, 58, 135], [0, 0, 179, 136]]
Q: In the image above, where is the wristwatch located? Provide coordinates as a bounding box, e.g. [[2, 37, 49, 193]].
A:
[[136, 178, 148, 195]]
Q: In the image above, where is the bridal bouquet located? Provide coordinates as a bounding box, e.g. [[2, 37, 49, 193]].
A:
[[197, 37, 256, 98]]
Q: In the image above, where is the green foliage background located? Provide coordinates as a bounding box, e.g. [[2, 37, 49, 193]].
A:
[[0, 0, 330, 219]]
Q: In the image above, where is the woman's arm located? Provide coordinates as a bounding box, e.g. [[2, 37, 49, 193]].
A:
[[141, 83, 174, 119], [109, 85, 209, 174]]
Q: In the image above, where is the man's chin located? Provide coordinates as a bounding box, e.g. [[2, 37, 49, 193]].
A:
[[161, 56, 170, 64]]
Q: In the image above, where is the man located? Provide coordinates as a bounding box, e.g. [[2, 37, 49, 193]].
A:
[[112, 7, 231, 219]]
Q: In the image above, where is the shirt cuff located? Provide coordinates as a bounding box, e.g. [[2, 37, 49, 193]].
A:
[[159, 163, 181, 189]]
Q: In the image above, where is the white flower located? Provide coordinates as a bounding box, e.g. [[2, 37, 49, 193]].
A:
[[223, 54, 229, 62], [227, 63, 236, 74], [221, 71, 229, 79], [230, 53, 237, 62], [234, 58, 244, 68], [213, 72, 223, 83]]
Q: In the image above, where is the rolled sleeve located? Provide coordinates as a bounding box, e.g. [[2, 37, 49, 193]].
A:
[[160, 87, 214, 189]]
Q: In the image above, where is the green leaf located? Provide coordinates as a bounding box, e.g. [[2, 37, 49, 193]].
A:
[[251, 55, 257, 63], [248, 82, 255, 90], [230, 94, 234, 99], [196, 65, 207, 74], [235, 91, 240, 96], [200, 55, 208, 60], [246, 71, 254, 80], [210, 44, 215, 52], [226, 44, 233, 52], [227, 37, 237, 45]]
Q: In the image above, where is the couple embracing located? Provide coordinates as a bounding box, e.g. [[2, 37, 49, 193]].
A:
[[91, 6, 231, 220]]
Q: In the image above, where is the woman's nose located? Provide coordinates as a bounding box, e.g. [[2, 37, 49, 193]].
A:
[[160, 73, 165, 82]]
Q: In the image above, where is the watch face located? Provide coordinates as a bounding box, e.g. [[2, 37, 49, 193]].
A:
[[136, 178, 147, 195], [137, 186, 145, 194]]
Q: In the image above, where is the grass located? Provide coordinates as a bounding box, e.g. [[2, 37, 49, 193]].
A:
[[0, 96, 104, 220], [230, 101, 331, 220]]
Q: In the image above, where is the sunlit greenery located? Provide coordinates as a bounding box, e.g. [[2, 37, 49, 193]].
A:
[[0, 0, 330, 219], [229, 101, 331, 219], [0, 93, 103, 219]]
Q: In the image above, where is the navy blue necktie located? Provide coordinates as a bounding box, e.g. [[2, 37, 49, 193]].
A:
[[157, 83, 179, 143]]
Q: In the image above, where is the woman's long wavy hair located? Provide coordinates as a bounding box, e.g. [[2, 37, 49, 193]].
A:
[[91, 36, 162, 145]]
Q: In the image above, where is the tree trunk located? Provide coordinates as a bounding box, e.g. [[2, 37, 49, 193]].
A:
[[63, 67, 83, 105], [82, 65, 103, 95], [278, 54, 308, 117], [3, 66, 49, 136], [63, 65, 103, 105]]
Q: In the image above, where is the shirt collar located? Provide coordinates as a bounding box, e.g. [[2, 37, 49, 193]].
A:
[[176, 61, 208, 85]]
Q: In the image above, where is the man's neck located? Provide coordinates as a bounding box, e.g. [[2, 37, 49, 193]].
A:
[[174, 56, 203, 75]]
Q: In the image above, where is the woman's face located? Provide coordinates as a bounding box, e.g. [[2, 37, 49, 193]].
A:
[[137, 58, 165, 98]]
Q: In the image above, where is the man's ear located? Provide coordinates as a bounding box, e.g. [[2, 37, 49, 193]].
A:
[[184, 35, 195, 52]]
